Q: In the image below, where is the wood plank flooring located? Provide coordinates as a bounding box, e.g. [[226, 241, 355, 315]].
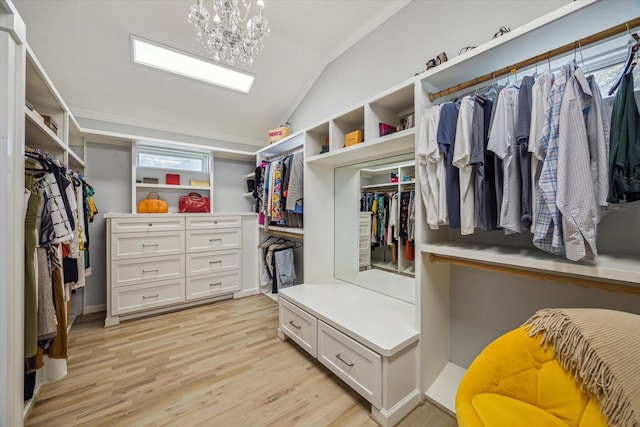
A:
[[25, 295, 457, 427]]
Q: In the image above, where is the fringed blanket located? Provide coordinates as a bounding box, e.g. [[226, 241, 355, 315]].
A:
[[524, 308, 640, 427]]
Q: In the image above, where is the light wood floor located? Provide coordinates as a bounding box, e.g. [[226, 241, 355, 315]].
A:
[[26, 295, 457, 427]]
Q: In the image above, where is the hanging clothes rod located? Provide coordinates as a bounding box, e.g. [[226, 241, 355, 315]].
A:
[[428, 253, 640, 296], [264, 144, 304, 161], [428, 17, 640, 102], [263, 228, 304, 240]]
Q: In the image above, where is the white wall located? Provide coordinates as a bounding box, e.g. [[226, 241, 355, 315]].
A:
[[213, 157, 255, 213], [289, 0, 570, 131], [450, 267, 640, 368], [84, 142, 132, 309]]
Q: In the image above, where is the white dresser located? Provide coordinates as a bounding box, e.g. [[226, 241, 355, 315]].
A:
[[105, 213, 254, 326]]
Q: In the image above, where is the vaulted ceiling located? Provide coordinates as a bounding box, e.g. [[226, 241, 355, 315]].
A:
[[13, 0, 410, 150]]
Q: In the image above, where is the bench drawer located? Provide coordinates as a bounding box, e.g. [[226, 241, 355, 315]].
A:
[[317, 320, 381, 407], [279, 299, 317, 358]]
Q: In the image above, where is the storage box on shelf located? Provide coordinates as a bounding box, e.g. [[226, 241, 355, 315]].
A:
[[105, 213, 245, 326], [330, 106, 364, 152]]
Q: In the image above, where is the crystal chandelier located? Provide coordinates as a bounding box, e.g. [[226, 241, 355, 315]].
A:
[[188, 0, 270, 66]]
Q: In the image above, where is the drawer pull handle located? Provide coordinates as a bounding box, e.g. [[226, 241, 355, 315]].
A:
[[209, 260, 223, 264], [148, 223, 153, 227], [335, 353, 354, 367], [209, 282, 223, 287], [209, 238, 223, 242], [142, 268, 159, 273], [142, 243, 160, 247], [288, 320, 301, 329], [142, 294, 159, 299]]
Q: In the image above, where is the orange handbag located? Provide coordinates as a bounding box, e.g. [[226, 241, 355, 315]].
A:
[[137, 192, 168, 213]]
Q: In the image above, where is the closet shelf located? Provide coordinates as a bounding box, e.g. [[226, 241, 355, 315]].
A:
[[259, 224, 304, 235], [25, 108, 66, 152], [425, 362, 467, 415], [242, 172, 255, 180], [420, 241, 640, 291], [306, 128, 415, 167], [67, 149, 85, 169], [135, 183, 211, 191], [243, 192, 254, 198]]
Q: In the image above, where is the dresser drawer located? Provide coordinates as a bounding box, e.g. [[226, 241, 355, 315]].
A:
[[186, 229, 241, 253], [186, 249, 241, 276], [359, 223, 370, 237], [111, 231, 184, 260], [186, 270, 241, 300], [317, 320, 381, 407], [111, 255, 184, 288], [110, 216, 184, 233], [187, 216, 241, 229], [279, 299, 317, 358], [111, 278, 185, 315]]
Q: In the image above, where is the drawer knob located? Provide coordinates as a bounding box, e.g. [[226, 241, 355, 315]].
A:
[[288, 320, 301, 329], [209, 282, 223, 287], [335, 353, 354, 367], [148, 223, 153, 227], [142, 268, 159, 273], [214, 220, 218, 224], [142, 294, 160, 299]]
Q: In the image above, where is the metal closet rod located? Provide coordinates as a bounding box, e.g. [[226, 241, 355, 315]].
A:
[[428, 16, 640, 102], [264, 144, 304, 161], [428, 253, 640, 296]]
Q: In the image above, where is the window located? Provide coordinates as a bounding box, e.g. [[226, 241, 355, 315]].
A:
[[136, 143, 210, 173]]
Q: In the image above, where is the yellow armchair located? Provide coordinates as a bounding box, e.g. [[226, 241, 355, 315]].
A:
[[456, 326, 607, 427]]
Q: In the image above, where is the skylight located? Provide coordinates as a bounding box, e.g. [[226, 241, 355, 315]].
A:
[[130, 36, 255, 93]]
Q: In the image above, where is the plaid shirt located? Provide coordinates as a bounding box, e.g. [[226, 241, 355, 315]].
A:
[[533, 64, 572, 255]]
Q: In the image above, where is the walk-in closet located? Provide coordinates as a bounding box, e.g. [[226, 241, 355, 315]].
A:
[[2, 0, 640, 426]]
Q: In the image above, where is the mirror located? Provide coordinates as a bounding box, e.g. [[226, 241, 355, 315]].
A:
[[334, 153, 416, 304]]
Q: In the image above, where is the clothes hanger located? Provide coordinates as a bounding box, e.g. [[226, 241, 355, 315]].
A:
[[608, 26, 640, 95], [25, 151, 51, 172]]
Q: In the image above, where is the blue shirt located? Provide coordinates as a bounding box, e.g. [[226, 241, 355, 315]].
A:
[[437, 102, 461, 229]]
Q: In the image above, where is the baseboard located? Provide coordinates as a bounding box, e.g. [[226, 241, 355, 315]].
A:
[[84, 304, 106, 314], [370, 389, 421, 427], [233, 288, 259, 299]]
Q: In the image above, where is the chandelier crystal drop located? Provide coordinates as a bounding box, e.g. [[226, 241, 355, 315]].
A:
[[188, 0, 270, 66]]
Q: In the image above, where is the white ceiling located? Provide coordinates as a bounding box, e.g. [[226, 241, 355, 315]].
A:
[[13, 0, 410, 149]]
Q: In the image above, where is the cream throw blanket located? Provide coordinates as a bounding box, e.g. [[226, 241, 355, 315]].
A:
[[524, 308, 640, 427]]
